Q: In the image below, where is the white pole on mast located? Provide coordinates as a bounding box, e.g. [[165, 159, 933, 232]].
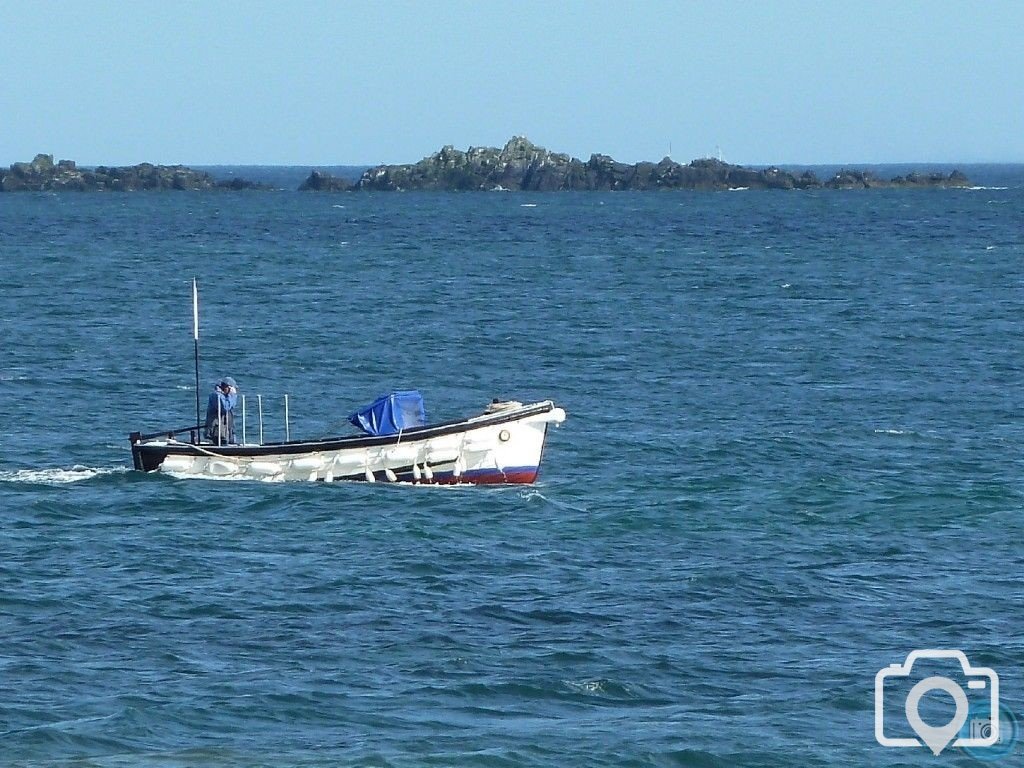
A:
[[193, 278, 201, 443]]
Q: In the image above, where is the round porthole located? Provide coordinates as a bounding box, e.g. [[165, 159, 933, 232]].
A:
[[498, 429, 511, 442]]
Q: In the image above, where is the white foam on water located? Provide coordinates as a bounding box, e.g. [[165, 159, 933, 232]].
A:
[[564, 679, 610, 695], [0, 465, 126, 485], [965, 186, 1009, 191], [520, 203, 538, 208], [0, 711, 118, 737], [519, 488, 588, 512], [400, 480, 479, 491]]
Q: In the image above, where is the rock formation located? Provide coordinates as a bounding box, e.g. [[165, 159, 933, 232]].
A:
[[304, 137, 969, 192], [823, 168, 970, 189], [0, 154, 264, 191], [2, 146, 970, 194], [297, 170, 353, 191]]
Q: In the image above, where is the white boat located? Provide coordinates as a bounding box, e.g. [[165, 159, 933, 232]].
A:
[[130, 399, 566, 484], [129, 280, 564, 484]]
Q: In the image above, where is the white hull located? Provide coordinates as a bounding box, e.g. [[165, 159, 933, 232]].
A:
[[131, 400, 566, 484]]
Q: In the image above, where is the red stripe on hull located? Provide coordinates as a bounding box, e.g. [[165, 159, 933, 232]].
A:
[[434, 469, 538, 485]]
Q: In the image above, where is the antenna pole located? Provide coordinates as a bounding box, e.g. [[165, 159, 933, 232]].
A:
[[192, 278, 201, 444]]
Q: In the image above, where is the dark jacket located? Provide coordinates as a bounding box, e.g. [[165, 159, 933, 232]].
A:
[[205, 389, 237, 443]]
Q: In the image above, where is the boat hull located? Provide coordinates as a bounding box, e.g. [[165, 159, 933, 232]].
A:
[[130, 400, 565, 485]]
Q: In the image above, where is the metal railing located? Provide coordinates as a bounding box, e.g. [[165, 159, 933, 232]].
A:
[[234, 393, 290, 446], [132, 393, 296, 447]]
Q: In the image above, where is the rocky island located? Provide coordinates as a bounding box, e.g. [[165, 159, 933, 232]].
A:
[[2, 144, 971, 194], [0, 154, 264, 191], [299, 137, 970, 192], [823, 168, 970, 189], [297, 169, 354, 192]]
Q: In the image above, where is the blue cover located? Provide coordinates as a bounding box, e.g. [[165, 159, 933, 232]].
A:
[[349, 391, 427, 436]]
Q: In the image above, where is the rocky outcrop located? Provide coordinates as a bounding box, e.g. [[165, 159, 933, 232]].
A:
[[297, 170, 353, 191], [0, 154, 264, 191], [824, 168, 970, 189], [352, 137, 618, 191], [351, 137, 829, 191], [347, 137, 970, 192], [215, 176, 266, 190]]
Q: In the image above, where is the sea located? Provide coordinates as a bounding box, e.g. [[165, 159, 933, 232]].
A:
[[1, 164, 1023, 767]]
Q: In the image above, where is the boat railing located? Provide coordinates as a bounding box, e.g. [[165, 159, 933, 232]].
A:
[[236, 393, 290, 447], [209, 393, 294, 447], [132, 393, 294, 448]]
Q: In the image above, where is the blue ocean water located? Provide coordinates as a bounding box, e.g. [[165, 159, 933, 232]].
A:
[[1, 168, 1023, 767]]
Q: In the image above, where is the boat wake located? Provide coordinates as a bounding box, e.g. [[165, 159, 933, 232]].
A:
[[519, 488, 588, 512], [0, 465, 128, 485], [871, 427, 945, 442]]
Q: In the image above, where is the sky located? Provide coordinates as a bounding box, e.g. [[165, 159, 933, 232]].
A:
[[2, 0, 1022, 166]]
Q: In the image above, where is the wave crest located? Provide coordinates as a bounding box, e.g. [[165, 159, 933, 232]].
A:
[[0, 466, 127, 485]]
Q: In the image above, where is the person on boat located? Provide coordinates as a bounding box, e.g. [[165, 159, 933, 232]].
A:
[[204, 376, 238, 443]]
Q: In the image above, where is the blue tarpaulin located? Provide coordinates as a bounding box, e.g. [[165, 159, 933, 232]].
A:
[[349, 391, 427, 436]]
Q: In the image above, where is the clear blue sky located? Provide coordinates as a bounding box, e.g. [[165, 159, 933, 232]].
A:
[[2, 0, 1021, 166]]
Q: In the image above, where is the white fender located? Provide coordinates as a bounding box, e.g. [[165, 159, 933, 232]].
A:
[[384, 467, 398, 482], [291, 456, 323, 471], [528, 407, 566, 425], [208, 459, 237, 476], [426, 450, 459, 464], [425, 438, 460, 464], [249, 461, 282, 477], [328, 454, 364, 475], [161, 455, 193, 473], [385, 445, 418, 464]]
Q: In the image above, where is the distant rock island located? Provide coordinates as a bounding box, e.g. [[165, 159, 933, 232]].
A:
[[2, 145, 971, 193], [297, 169, 354, 192], [0, 154, 264, 191], [299, 137, 970, 192], [822, 168, 970, 189]]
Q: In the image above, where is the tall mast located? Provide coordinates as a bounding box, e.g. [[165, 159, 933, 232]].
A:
[[193, 277, 201, 442]]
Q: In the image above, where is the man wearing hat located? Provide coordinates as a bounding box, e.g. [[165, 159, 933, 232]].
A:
[[204, 376, 238, 444]]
